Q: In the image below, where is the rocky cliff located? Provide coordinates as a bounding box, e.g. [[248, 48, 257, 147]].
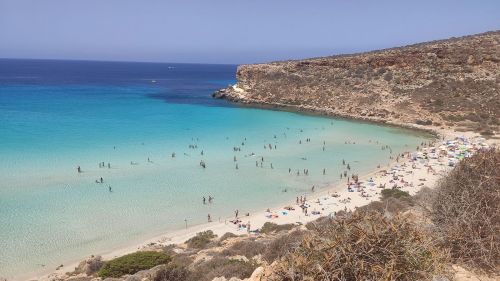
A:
[[214, 31, 500, 135]]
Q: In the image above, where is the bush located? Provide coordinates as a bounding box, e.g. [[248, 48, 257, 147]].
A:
[[381, 188, 411, 199], [154, 263, 190, 281], [271, 211, 449, 280], [263, 230, 307, 262], [260, 222, 295, 234], [189, 257, 258, 281], [383, 72, 393, 81], [218, 232, 238, 244], [221, 239, 268, 259], [431, 149, 500, 273], [416, 119, 433, 125], [359, 197, 413, 215], [98, 251, 171, 278], [186, 230, 217, 249]]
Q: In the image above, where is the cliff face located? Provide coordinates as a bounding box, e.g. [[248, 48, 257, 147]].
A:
[[215, 31, 500, 135]]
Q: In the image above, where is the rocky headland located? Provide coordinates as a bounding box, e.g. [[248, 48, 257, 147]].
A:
[[214, 31, 499, 136]]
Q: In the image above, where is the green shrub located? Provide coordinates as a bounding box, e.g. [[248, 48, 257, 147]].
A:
[[185, 230, 217, 249], [98, 251, 171, 278], [260, 222, 295, 234]]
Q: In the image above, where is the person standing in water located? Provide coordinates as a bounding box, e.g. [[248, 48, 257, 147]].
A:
[[77, 166, 81, 173]]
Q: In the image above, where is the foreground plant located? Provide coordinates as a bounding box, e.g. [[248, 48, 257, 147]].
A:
[[271, 211, 449, 281], [431, 149, 500, 273]]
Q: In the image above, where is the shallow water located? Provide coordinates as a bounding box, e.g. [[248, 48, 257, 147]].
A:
[[0, 59, 431, 278]]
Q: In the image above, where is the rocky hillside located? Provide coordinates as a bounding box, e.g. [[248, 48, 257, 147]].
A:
[[214, 31, 500, 135]]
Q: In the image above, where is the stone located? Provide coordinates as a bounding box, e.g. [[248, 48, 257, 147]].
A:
[[75, 255, 103, 276]]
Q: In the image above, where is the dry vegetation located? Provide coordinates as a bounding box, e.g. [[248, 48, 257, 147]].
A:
[[270, 211, 450, 281], [431, 149, 500, 273]]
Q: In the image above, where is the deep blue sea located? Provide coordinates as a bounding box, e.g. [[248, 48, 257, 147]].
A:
[[0, 59, 430, 279]]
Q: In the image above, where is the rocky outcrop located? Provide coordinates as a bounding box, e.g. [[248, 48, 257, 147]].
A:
[[215, 31, 500, 136], [74, 256, 103, 276]]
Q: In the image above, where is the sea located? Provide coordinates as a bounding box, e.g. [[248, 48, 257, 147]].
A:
[[0, 59, 431, 279]]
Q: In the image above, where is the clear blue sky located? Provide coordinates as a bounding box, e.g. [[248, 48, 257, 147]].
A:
[[0, 0, 499, 64]]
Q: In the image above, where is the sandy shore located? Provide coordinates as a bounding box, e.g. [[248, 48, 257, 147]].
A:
[[25, 128, 494, 281]]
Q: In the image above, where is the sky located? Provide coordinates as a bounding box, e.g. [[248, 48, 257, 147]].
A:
[[0, 0, 499, 64]]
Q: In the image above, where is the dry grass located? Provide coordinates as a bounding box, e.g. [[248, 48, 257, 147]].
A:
[[431, 149, 500, 273], [270, 211, 450, 281]]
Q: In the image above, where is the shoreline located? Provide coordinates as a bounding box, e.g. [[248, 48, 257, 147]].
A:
[[213, 90, 445, 139], [16, 100, 494, 281], [26, 156, 403, 281], [19, 159, 392, 281]]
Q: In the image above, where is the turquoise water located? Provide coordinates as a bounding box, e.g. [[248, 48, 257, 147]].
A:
[[0, 59, 430, 278]]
